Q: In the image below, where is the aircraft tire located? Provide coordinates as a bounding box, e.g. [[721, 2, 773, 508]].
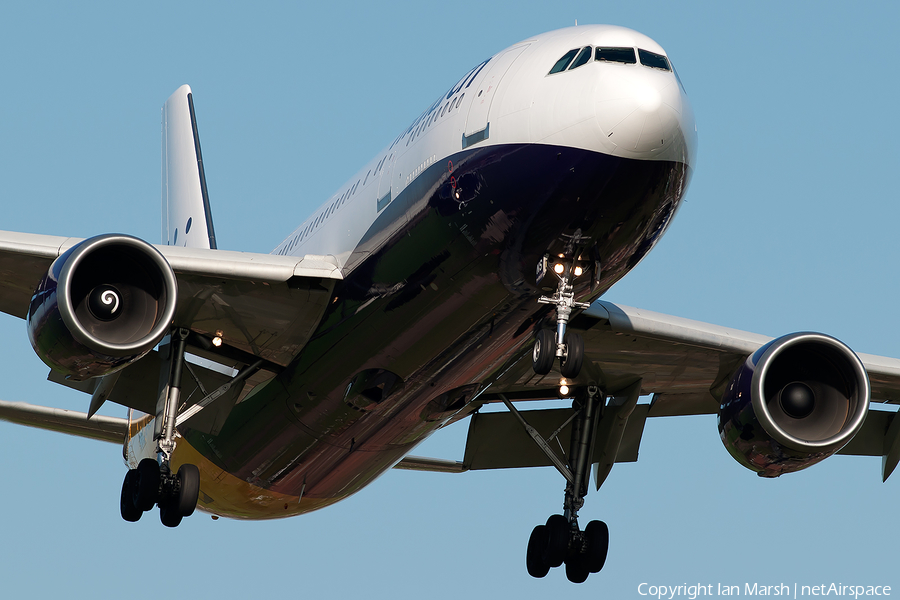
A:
[[120, 470, 142, 522], [565, 555, 590, 584], [176, 464, 200, 517], [560, 332, 584, 378], [526, 525, 550, 578], [543, 514, 569, 568], [134, 458, 160, 511], [159, 503, 183, 528], [532, 330, 556, 375], [584, 520, 609, 573]]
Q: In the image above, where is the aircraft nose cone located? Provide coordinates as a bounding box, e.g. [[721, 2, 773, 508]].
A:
[[634, 82, 662, 112], [595, 67, 693, 162]]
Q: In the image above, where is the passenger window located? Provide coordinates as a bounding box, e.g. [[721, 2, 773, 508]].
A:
[[638, 49, 670, 71], [548, 48, 579, 74], [595, 47, 637, 64], [568, 46, 592, 70]]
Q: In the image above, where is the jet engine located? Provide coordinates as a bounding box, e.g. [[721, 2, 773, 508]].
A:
[[718, 332, 869, 477], [27, 234, 178, 380]]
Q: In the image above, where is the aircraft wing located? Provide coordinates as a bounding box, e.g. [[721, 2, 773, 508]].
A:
[[483, 300, 900, 409], [0, 230, 342, 367], [461, 300, 900, 480], [0, 229, 345, 429]]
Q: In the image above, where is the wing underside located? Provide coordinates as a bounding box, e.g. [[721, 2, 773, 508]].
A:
[[456, 301, 900, 477], [0, 230, 344, 430]]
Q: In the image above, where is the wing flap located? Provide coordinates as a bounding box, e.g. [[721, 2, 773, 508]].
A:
[[647, 391, 718, 417], [49, 348, 276, 436], [393, 456, 468, 473], [462, 406, 648, 470], [837, 409, 894, 457]]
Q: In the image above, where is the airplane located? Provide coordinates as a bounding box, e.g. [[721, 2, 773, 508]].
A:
[[1, 23, 899, 585]]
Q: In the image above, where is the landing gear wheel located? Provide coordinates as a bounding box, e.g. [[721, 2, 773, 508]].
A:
[[526, 525, 550, 578], [133, 458, 160, 512], [584, 520, 609, 573], [514, 386, 609, 581], [175, 464, 200, 517], [565, 555, 590, 584], [159, 503, 183, 528], [560, 331, 584, 378], [532, 329, 556, 375], [120, 470, 142, 522], [543, 514, 569, 568]]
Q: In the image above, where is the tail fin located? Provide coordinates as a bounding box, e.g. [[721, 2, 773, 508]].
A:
[[161, 85, 217, 249]]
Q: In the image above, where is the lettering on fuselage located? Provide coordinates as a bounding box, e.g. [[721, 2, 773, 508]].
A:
[[390, 57, 491, 152], [274, 57, 492, 257]]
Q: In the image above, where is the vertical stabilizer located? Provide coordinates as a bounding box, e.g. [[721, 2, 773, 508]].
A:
[[161, 85, 217, 249]]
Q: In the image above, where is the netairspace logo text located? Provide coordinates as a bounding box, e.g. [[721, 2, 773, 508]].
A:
[[637, 583, 892, 600]]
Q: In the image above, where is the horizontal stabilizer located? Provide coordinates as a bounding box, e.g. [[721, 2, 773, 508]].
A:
[[0, 400, 127, 444]]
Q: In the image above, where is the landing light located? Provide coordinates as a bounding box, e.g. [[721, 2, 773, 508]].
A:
[[559, 381, 570, 396], [553, 263, 565, 274], [573, 266, 583, 277], [212, 330, 224, 347]]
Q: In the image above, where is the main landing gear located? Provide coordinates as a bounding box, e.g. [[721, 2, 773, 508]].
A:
[[509, 386, 608, 583], [120, 328, 201, 527], [533, 254, 591, 379]]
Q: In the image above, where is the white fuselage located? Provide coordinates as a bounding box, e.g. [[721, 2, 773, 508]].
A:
[[274, 25, 696, 271]]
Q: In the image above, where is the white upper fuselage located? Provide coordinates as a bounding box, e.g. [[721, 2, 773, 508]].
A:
[[274, 25, 696, 268]]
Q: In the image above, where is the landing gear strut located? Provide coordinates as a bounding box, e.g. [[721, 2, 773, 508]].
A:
[[533, 254, 590, 378], [522, 385, 609, 583], [120, 328, 201, 526]]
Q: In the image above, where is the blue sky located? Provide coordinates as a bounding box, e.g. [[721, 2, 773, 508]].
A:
[[0, 2, 898, 598]]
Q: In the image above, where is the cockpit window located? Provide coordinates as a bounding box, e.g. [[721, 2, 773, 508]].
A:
[[568, 46, 592, 70], [638, 49, 671, 71], [548, 48, 579, 74], [595, 47, 636, 64]]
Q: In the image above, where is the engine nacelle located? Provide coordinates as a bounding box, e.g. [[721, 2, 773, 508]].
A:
[[27, 234, 178, 380], [718, 332, 869, 477]]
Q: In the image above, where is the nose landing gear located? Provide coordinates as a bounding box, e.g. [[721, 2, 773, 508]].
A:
[[533, 255, 590, 378]]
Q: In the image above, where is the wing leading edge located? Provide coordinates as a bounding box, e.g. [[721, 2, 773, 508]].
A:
[[481, 301, 900, 410], [0, 230, 342, 366]]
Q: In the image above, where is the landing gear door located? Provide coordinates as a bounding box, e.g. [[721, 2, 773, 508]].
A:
[[463, 44, 530, 139]]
